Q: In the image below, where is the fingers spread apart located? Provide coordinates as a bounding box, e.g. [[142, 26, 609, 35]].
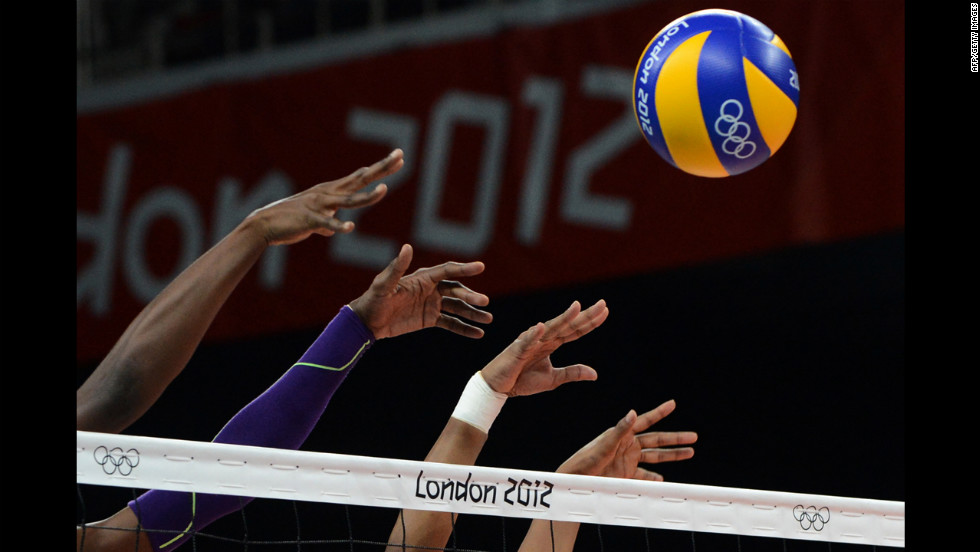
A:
[[635, 430, 698, 449], [436, 279, 490, 307], [435, 312, 486, 339], [632, 400, 677, 432], [338, 184, 388, 209], [415, 260, 486, 284], [339, 149, 405, 193], [638, 446, 696, 465], [440, 297, 493, 325], [542, 300, 608, 344]]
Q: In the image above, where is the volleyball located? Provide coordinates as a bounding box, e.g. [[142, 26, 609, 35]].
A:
[[632, 9, 800, 177]]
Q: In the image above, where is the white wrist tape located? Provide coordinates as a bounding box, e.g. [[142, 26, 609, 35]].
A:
[[451, 371, 508, 433]]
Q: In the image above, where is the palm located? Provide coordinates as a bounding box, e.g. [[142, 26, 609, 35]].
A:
[[368, 276, 445, 338], [604, 437, 642, 479], [508, 345, 563, 397], [348, 244, 491, 340]]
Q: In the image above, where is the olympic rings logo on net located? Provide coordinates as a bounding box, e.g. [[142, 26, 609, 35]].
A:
[[713, 99, 757, 159], [793, 505, 830, 531], [94, 445, 141, 476]]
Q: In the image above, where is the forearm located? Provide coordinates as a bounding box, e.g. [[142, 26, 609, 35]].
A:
[[519, 520, 581, 552], [423, 417, 489, 465], [385, 372, 504, 551], [77, 221, 268, 433], [211, 305, 374, 448], [385, 419, 488, 551], [518, 460, 582, 551], [127, 306, 375, 551]]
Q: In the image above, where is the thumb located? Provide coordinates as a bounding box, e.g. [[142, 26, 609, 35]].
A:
[[616, 410, 638, 434], [596, 409, 637, 448], [551, 364, 598, 388], [375, 244, 413, 293], [512, 322, 546, 356]]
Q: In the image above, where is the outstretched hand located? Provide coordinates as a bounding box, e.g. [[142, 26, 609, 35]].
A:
[[479, 300, 609, 397], [557, 400, 697, 481], [347, 244, 492, 340], [246, 149, 404, 246]]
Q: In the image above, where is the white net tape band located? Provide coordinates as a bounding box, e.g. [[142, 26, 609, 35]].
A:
[[77, 431, 905, 547]]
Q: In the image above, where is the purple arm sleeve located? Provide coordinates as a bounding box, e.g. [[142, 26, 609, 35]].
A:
[[127, 305, 375, 551]]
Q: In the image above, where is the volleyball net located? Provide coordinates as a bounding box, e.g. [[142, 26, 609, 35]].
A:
[[76, 430, 905, 551]]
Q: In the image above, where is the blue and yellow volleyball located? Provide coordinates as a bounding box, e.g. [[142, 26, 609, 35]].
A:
[[633, 9, 800, 177]]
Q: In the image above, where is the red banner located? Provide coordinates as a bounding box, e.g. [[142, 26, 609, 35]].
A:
[[77, 0, 905, 363]]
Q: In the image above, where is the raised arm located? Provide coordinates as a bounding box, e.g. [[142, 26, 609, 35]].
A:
[[76, 242, 491, 552], [77, 150, 404, 434], [518, 400, 698, 552], [385, 299, 609, 551]]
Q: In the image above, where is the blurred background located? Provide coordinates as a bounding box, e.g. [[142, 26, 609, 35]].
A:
[[76, 0, 904, 549]]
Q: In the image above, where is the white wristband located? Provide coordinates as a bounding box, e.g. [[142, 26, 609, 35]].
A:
[[451, 371, 508, 433]]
